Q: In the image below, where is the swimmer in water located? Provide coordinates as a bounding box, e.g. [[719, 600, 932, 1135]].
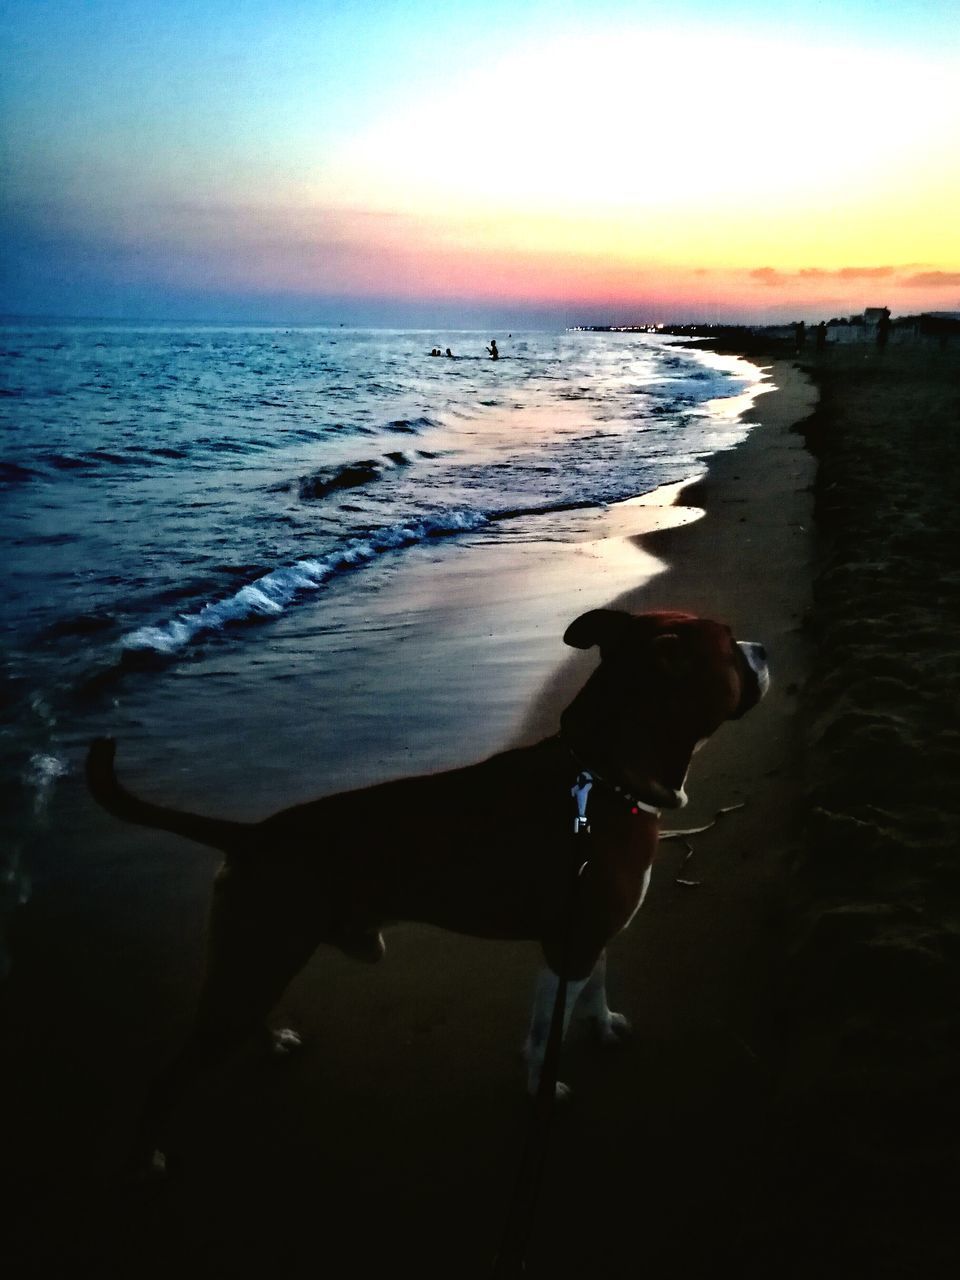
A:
[[486, 339, 499, 360]]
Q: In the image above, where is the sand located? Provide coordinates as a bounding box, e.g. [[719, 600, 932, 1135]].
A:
[[3, 340, 956, 1277], [762, 341, 960, 1277]]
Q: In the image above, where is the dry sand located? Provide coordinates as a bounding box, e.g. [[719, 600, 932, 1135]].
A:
[[762, 341, 960, 1278], [4, 341, 956, 1277]]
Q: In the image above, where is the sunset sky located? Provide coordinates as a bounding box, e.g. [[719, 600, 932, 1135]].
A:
[[2, 0, 958, 325]]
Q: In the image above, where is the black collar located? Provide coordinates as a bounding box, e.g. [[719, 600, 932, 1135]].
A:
[[561, 740, 662, 817]]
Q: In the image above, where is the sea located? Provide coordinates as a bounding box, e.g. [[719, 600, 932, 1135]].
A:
[[0, 322, 766, 975]]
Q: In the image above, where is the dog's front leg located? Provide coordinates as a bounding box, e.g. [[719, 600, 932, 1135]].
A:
[[576, 950, 632, 1047], [523, 969, 590, 1101]]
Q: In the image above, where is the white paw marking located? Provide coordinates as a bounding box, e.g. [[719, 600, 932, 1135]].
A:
[[271, 1027, 302, 1055], [595, 1011, 632, 1047], [127, 1147, 167, 1184], [525, 1067, 574, 1103]]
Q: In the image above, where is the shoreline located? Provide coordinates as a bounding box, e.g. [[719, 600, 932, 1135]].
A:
[[515, 359, 815, 749]]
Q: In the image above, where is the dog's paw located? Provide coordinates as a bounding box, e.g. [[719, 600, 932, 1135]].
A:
[[269, 1027, 303, 1056], [336, 929, 385, 964], [125, 1147, 168, 1186], [593, 1011, 633, 1048], [526, 1069, 574, 1104], [536, 1080, 573, 1104]]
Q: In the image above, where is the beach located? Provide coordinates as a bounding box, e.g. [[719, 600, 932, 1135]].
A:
[[762, 341, 960, 1277], [3, 337, 958, 1277]]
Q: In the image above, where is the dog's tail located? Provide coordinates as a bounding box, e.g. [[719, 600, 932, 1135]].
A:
[[86, 738, 251, 854]]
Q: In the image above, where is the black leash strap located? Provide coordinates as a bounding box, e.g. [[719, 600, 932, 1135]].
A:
[[492, 775, 593, 1274]]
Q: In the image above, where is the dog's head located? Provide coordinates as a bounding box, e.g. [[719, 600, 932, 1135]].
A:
[[560, 609, 769, 809]]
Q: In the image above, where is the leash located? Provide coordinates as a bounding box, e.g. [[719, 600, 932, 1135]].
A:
[[492, 772, 594, 1276]]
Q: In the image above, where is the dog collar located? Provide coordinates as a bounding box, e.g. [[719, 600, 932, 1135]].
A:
[[565, 751, 661, 821]]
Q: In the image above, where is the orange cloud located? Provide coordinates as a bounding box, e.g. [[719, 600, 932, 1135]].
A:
[[751, 267, 785, 285], [902, 271, 960, 287], [751, 265, 897, 285], [834, 266, 897, 279]]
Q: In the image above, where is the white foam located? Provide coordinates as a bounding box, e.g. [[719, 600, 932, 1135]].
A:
[[25, 752, 68, 788], [24, 752, 69, 818], [122, 508, 489, 656]]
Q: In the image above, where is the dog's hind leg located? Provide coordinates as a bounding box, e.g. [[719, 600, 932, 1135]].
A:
[[576, 951, 632, 1047], [523, 969, 590, 1101], [131, 881, 321, 1177], [130, 1022, 249, 1178], [132, 965, 310, 1177]]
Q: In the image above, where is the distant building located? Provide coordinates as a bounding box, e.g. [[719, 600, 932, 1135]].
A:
[[863, 307, 887, 327], [821, 309, 958, 346], [918, 312, 960, 340]]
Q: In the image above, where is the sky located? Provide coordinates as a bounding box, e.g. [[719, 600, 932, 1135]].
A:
[[1, 0, 958, 325]]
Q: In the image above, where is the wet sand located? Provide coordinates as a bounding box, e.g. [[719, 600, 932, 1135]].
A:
[[5, 341, 955, 1277]]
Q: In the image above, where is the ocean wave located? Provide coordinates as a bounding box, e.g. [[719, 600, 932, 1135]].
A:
[[41, 611, 118, 641], [0, 460, 41, 484], [490, 498, 601, 521], [296, 450, 413, 500], [86, 449, 142, 465], [121, 484, 665, 660], [132, 445, 189, 459], [44, 453, 90, 471], [33, 446, 186, 474], [121, 508, 490, 656], [8, 331, 758, 683], [194, 438, 264, 454], [298, 459, 382, 499], [386, 415, 439, 433]]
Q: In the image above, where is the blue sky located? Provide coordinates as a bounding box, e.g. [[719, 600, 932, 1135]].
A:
[[2, 1, 958, 323]]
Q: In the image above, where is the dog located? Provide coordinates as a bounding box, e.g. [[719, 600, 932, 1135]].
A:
[[86, 608, 769, 1173]]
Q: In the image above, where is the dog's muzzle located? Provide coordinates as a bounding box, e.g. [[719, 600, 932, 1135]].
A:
[[732, 641, 770, 718]]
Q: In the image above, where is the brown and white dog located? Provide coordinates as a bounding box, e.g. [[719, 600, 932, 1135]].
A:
[[86, 608, 768, 1173]]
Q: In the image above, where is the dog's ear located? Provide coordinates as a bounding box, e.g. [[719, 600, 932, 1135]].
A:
[[563, 609, 634, 655]]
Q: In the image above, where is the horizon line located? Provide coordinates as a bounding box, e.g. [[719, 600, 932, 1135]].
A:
[[2, 307, 934, 329]]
